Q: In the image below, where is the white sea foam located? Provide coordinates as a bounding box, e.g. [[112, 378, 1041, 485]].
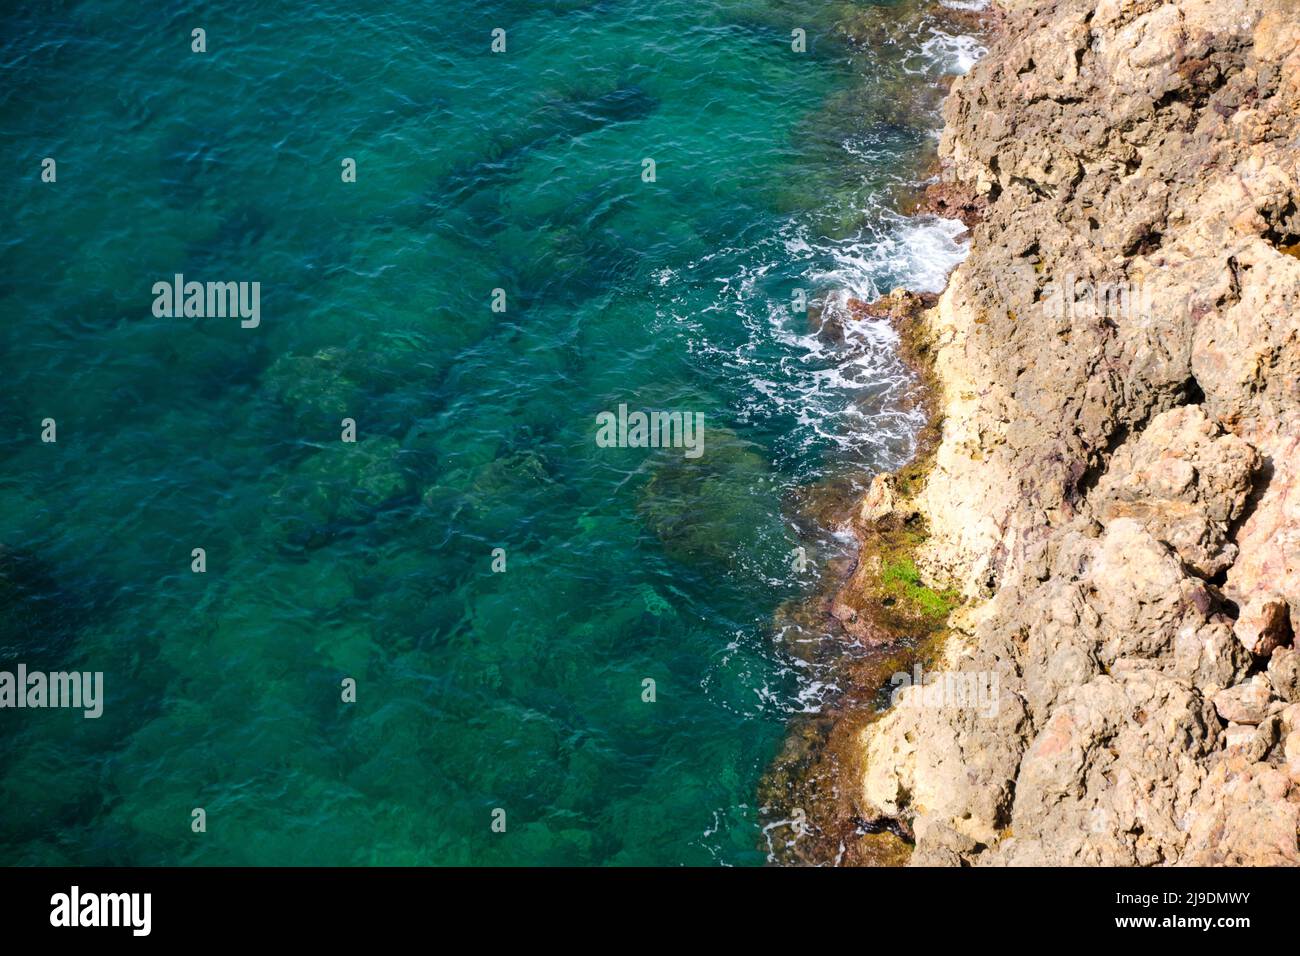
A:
[[917, 28, 987, 75], [821, 211, 970, 298], [659, 207, 970, 489]]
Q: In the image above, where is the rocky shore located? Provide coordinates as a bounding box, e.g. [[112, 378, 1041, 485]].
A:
[[848, 0, 1300, 865]]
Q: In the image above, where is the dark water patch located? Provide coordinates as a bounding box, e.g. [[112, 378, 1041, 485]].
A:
[[0, 546, 97, 664], [436, 85, 659, 212]]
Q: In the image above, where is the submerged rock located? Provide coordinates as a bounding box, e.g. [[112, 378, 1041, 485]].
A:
[[266, 437, 410, 550], [636, 428, 776, 565], [263, 348, 367, 431]]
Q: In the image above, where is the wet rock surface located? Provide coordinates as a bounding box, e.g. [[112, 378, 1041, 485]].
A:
[[854, 0, 1300, 865]]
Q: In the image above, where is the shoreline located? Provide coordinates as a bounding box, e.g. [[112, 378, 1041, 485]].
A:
[[760, 1, 1000, 866]]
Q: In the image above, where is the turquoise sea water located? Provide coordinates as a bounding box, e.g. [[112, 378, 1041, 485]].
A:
[[1, 0, 976, 864]]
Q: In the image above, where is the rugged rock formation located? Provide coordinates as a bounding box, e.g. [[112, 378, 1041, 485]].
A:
[[855, 0, 1300, 865]]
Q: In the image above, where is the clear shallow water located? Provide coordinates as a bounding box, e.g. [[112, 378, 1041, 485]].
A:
[[0, 0, 971, 864]]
